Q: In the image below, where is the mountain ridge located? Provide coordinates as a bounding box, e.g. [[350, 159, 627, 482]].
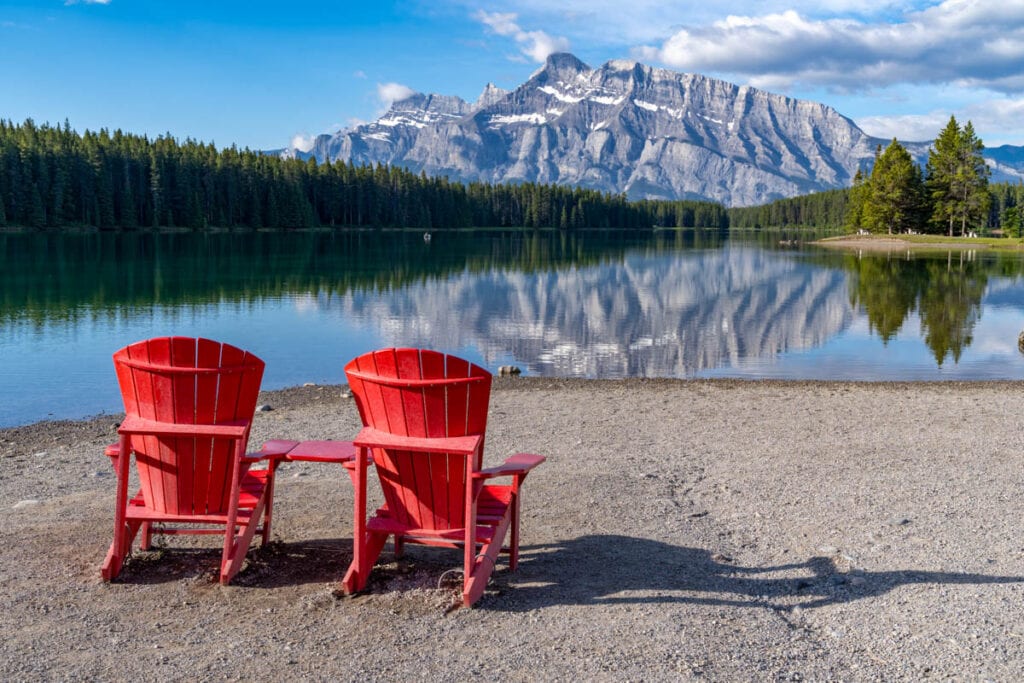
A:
[[286, 53, 1022, 207]]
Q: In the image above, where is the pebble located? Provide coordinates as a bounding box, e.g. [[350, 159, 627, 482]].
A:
[[256, 404, 274, 412], [13, 499, 40, 509]]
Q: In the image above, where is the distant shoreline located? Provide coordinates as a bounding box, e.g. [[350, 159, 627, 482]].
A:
[[814, 234, 1024, 252]]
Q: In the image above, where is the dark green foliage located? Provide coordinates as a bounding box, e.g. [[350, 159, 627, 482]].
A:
[[0, 119, 727, 231], [926, 117, 991, 236], [727, 188, 850, 228], [861, 140, 927, 235]]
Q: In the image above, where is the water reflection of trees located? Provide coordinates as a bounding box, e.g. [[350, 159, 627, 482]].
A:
[[0, 229, 725, 324], [845, 251, 992, 365]]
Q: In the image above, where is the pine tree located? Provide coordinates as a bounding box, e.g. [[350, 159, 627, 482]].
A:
[[952, 121, 990, 235], [926, 116, 991, 236], [845, 168, 869, 232], [863, 139, 926, 235]]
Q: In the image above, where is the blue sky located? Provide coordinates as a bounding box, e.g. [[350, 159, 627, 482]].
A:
[[2, 0, 1022, 151]]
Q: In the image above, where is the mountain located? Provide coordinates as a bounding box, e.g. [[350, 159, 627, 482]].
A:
[[289, 53, 1021, 207]]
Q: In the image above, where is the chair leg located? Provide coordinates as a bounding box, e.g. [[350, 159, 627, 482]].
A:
[[140, 522, 153, 550], [261, 467, 278, 545], [101, 519, 143, 581], [219, 495, 268, 585], [463, 511, 512, 607], [509, 494, 521, 571], [342, 530, 389, 595]]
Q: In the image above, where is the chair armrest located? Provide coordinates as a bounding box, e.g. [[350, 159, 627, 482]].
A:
[[118, 415, 250, 440], [353, 427, 482, 455], [104, 443, 120, 459], [475, 453, 546, 479]]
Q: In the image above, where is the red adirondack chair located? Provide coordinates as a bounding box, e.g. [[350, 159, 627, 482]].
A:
[[102, 337, 292, 585], [342, 348, 545, 607]]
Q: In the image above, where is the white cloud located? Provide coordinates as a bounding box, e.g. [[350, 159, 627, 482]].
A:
[[64, 0, 111, 5], [376, 82, 417, 110], [290, 133, 316, 153], [476, 10, 570, 63], [353, 70, 367, 79], [855, 112, 952, 141], [639, 1, 1024, 93], [858, 96, 1024, 145]]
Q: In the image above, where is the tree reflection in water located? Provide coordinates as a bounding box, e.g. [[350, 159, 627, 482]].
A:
[[845, 249, 992, 366]]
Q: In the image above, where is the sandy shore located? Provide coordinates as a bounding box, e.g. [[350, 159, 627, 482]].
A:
[[814, 235, 994, 252], [3, 378, 1024, 680]]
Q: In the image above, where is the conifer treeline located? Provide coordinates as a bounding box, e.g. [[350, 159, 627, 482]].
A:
[[729, 182, 1024, 233], [0, 119, 728, 231], [727, 188, 850, 229]]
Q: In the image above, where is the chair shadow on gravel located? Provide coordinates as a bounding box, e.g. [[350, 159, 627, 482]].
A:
[[492, 535, 1024, 612], [112, 538, 355, 588]]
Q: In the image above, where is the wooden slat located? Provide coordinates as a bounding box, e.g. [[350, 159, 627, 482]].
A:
[[208, 340, 242, 513], [170, 337, 197, 514], [150, 338, 177, 514], [344, 370, 489, 388], [398, 349, 436, 527], [353, 427, 482, 455], [117, 416, 249, 439], [193, 338, 221, 513], [124, 340, 159, 511], [419, 351, 453, 528]]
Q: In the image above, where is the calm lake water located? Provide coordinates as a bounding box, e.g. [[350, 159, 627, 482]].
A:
[[3, 228, 1024, 426]]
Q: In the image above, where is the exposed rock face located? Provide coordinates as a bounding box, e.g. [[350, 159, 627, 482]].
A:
[[295, 53, 1018, 207]]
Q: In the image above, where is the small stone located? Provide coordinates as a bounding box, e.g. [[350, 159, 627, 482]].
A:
[[497, 365, 522, 377], [13, 499, 40, 509], [303, 382, 316, 387], [256, 404, 273, 412], [34, 451, 48, 458]]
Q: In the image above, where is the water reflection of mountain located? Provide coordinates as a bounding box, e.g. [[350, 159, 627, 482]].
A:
[[323, 247, 854, 377]]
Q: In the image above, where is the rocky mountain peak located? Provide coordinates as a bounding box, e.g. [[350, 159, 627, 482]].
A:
[[476, 82, 508, 108], [293, 52, 1024, 206], [532, 52, 592, 84]]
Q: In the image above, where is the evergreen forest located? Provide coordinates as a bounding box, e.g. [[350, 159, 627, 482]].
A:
[[730, 116, 1024, 236], [0, 119, 728, 231]]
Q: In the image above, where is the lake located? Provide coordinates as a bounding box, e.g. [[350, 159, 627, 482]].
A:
[[3, 228, 1024, 427]]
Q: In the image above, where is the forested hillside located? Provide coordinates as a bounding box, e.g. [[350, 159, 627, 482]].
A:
[[0, 119, 727, 231]]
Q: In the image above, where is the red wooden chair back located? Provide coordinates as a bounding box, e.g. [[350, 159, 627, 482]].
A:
[[344, 348, 492, 532], [113, 337, 265, 517]]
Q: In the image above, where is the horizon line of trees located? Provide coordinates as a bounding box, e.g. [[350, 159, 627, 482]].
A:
[[0, 118, 728, 232]]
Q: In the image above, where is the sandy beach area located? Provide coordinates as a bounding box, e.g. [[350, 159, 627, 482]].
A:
[[3, 378, 1024, 680]]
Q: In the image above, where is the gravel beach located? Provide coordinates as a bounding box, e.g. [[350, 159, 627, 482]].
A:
[[3, 378, 1024, 680]]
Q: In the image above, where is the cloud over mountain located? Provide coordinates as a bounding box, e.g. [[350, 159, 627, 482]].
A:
[[639, 1, 1024, 93]]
